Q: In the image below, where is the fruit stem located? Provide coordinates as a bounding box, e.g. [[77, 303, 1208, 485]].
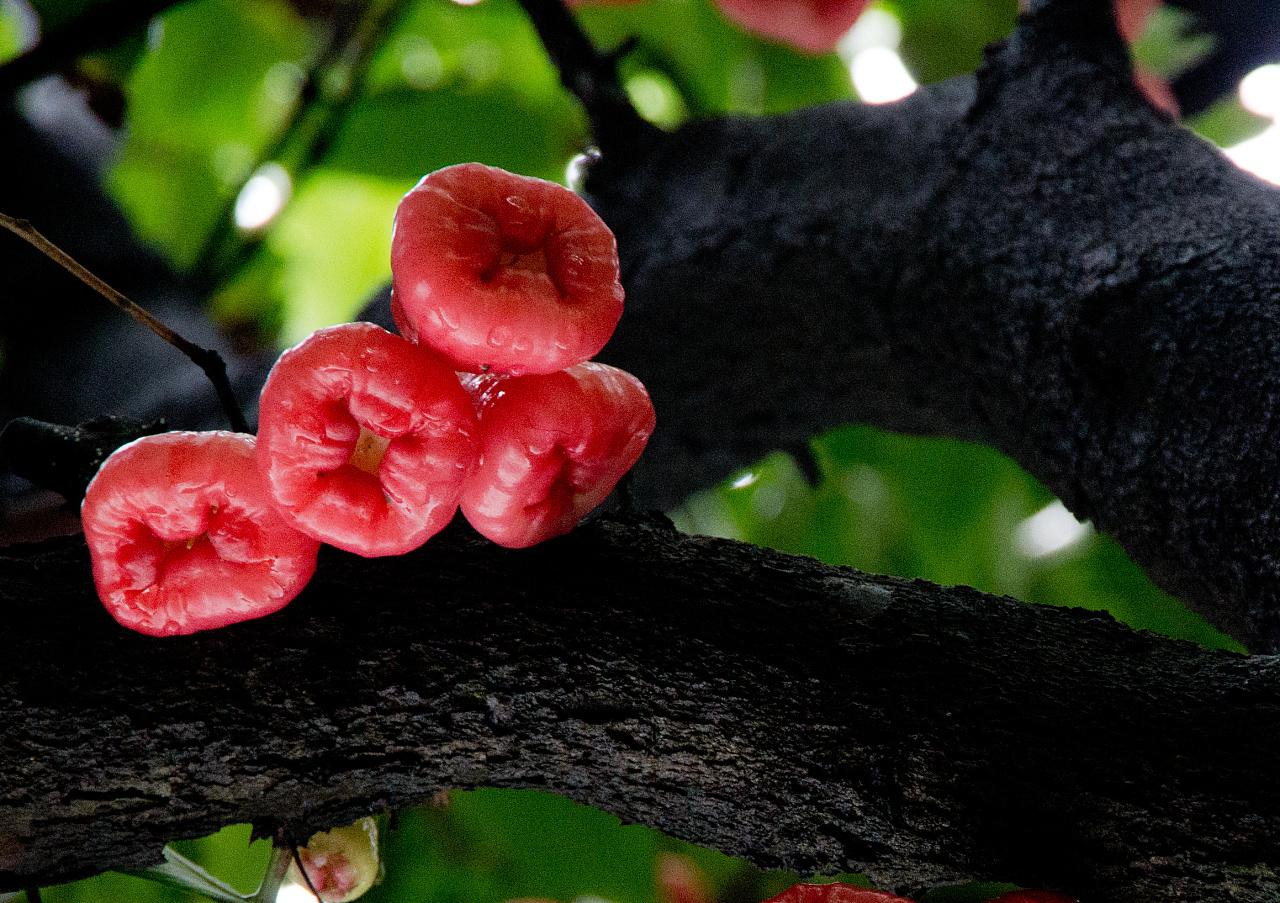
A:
[[0, 214, 249, 434]]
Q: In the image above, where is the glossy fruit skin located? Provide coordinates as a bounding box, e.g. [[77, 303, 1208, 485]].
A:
[[460, 362, 655, 549], [256, 322, 478, 557], [715, 0, 869, 55], [391, 163, 624, 377], [82, 431, 320, 637], [763, 883, 915, 903], [987, 892, 1077, 903]]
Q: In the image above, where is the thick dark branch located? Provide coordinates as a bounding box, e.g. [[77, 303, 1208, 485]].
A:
[[544, 6, 1280, 652], [2, 520, 1279, 902]]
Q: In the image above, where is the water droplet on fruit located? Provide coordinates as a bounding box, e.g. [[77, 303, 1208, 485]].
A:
[[437, 306, 459, 329], [513, 335, 532, 353], [487, 325, 512, 348]]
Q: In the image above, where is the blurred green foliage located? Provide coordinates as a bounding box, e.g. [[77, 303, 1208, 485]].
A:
[[8, 0, 1263, 900]]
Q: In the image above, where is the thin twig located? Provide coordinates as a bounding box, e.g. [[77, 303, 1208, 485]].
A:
[[0, 0, 182, 96], [0, 214, 248, 433]]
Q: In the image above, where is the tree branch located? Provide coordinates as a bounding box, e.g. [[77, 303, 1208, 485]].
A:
[[1, 520, 1278, 903], [525, 4, 1280, 652]]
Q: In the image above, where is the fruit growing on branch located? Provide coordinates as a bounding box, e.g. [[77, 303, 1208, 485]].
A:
[[460, 362, 655, 548], [81, 431, 319, 636], [256, 322, 478, 557], [288, 817, 382, 903], [391, 163, 624, 377]]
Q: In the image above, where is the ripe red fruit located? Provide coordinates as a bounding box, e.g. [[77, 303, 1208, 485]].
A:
[[256, 322, 478, 557], [987, 893, 1077, 903], [763, 883, 915, 903], [460, 362, 655, 549], [391, 163, 624, 377], [81, 431, 319, 637], [715, 0, 869, 55]]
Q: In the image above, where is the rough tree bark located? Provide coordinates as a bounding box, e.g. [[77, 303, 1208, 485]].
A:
[[3, 519, 1280, 903], [566, 0, 1280, 653], [4, 0, 1280, 901]]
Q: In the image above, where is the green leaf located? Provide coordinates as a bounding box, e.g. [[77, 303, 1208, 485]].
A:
[[891, 0, 1018, 85], [127, 847, 248, 903], [1189, 96, 1271, 149], [0, 1, 23, 62], [263, 169, 406, 342], [578, 0, 851, 116], [108, 0, 310, 268], [321, 87, 585, 184]]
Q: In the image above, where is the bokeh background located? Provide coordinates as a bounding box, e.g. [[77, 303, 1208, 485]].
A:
[[3, 0, 1278, 900]]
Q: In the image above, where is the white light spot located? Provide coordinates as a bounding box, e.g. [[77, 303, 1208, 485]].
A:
[[400, 36, 444, 90], [730, 471, 759, 489], [1015, 501, 1091, 559], [838, 7, 903, 57], [233, 162, 292, 232], [565, 152, 593, 192], [452, 0, 482, 5], [851, 46, 917, 104], [1226, 126, 1280, 186], [1228, 65, 1280, 185], [625, 71, 684, 127], [276, 882, 318, 903], [1239, 64, 1280, 119], [842, 464, 888, 510]]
